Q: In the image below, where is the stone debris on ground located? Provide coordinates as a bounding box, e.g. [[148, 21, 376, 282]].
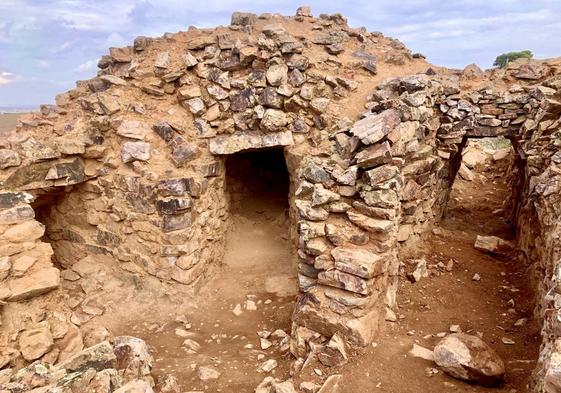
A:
[[474, 235, 515, 256], [433, 333, 506, 387]]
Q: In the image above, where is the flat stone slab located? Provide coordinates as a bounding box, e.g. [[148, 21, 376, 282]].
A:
[[4, 267, 60, 301], [209, 131, 293, 155]]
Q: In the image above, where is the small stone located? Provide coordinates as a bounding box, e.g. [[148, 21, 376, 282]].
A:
[[116, 120, 150, 140], [183, 52, 198, 68], [318, 333, 348, 367], [317, 375, 342, 393], [121, 142, 151, 163], [114, 380, 155, 393], [409, 344, 434, 361], [407, 259, 428, 283], [472, 273, 481, 281], [257, 359, 278, 373], [514, 318, 527, 327], [474, 235, 514, 255], [185, 98, 205, 115], [7, 267, 60, 301], [260, 338, 273, 350], [245, 299, 257, 311], [261, 109, 290, 132], [300, 382, 320, 393], [0, 149, 21, 169], [19, 324, 54, 361], [501, 337, 515, 345], [233, 304, 243, 316], [231, 12, 257, 26], [274, 380, 297, 393], [266, 63, 288, 86], [183, 339, 201, 353], [449, 325, 461, 333], [197, 365, 220, 380], [296, 6, 312, 17], [155, 51, 170, 69], [385, 308, 397, 322]]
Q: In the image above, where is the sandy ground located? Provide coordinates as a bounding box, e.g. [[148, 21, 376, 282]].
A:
[[0, 113, 20, 136]]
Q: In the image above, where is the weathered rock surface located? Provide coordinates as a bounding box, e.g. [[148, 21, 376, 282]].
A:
[[209, 131, 293, 155], [433, 333, 505, 386], [474, 235, 514, 256]]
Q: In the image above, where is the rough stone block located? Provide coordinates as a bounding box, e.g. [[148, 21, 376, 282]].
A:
[[355, 141, 392, 168], [7, 267, 60, 301], [331, 247, 383, 279], [209, 131, 293, 155], [350, 109, 401, 145], [318, 270, 371, 295]]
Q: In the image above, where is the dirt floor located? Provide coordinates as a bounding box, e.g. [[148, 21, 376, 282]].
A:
[[330, 156, 540, 392]]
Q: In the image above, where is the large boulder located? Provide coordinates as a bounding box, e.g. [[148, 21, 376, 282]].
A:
[[433, 333, 505, 386]]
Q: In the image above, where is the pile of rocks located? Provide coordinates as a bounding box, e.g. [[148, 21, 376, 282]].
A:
[[0, 336, 156, 393]]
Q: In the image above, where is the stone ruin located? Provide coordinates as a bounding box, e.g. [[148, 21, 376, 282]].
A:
[[1, 5, 561, 392]]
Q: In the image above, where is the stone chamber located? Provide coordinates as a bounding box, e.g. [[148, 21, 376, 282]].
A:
[[0, 6, 561, 393]]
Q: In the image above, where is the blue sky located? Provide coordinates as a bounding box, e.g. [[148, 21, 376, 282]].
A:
[[1, 0, 560, 108]]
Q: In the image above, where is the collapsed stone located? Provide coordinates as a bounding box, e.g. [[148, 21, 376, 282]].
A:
[[433, 333, 505, 386]]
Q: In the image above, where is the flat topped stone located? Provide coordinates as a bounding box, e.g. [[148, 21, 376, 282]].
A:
[[331, 247, 383, 279], [6, 267, 60, 302], [350, 108, 401, 145], [209, 131, 293, 155]]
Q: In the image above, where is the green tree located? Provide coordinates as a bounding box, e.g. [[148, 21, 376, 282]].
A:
[[493, 50, 533, 68]]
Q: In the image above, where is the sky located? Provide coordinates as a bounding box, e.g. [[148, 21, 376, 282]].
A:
[[1, 0, 560, 108]]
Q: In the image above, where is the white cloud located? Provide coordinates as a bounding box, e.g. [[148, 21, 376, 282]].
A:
[[0, 71, 14, 85], [104, 32, 128, 48], [38, 60, 50, 69], [75, 59, 97, 72]]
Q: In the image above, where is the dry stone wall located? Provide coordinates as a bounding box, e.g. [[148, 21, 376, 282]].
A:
[[0, 9, 421, 359], [358, 69, 561, 391]]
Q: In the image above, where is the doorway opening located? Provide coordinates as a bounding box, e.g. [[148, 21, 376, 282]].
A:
[[225, 148, 290, 217], [446, 136, 517, 237], [30, 187, 88, 270]]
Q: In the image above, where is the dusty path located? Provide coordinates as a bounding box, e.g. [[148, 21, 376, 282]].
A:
[[323, 158, 540, 392]]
